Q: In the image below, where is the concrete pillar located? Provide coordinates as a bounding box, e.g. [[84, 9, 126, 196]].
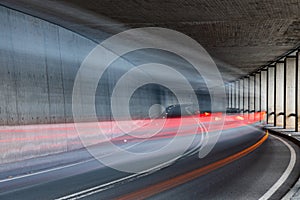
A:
[[255, 73, 260, 110], [297, 51, 300, 132], [228, 83, 232, 108], [235, 80, 239, 109], [260, 70, 267, 121], [232, 82, 235, 108], [232, 82, 236, 108], [233, 81, 236, 109], [275, 62, 285, 127], [239, 79, 244, 112], [255, 73, 260, 120], [285, 56, 297, 129], [243, 78, 249, 114], [225, 84, 229, 108], [249, 75, 255, 120], [267, 67, 275, 124]]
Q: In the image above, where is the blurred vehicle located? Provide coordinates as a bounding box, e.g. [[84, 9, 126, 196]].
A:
[[165, 104, 211, 118]]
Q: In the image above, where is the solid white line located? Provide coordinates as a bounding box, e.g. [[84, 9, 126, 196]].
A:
[[55, 135, 202, 200], [55, 155, 182, 200], [0, 159, 94, 183], [0, 138, 158, 183], [259, 134, 297, 200], [55, 147, 201, 200], [56, 173, 141, 200]]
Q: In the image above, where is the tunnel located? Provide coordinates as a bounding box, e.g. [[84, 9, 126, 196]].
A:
[[0, 1, 300, 199]]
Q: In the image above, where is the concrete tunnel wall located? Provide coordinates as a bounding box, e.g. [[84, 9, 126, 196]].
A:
[[0, 6, 206, 164], [0, 6, 95, 126]]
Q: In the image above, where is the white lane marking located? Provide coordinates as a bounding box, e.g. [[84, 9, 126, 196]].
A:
[[0, 132, 200, 184], [0, 136, 164, 183], [259, 134, 297, 200], [56, 173, 141, 200], [55, 134, 203, 200], [55, 157, 184, 200], [0, 159, 94, 183], [55, 147, 200, 200]]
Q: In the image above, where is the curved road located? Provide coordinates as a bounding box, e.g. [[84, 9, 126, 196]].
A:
[[0, 131, 299, 200]]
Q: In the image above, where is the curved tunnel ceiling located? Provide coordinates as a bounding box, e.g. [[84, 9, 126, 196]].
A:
[[1, 0, 299, 81]]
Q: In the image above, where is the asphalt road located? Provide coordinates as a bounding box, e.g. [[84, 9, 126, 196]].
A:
[[0, 127, 299, 200]]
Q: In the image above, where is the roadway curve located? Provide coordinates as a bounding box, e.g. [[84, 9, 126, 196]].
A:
[[0, 129, 299, 200]]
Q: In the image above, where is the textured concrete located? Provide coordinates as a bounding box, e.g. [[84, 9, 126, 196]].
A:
[[243, 77, 249, 113], [0, 6, 214, 163], [255, 73, 260, 111], [235, 80, 239, 109], [0, 0, 299, 81], [260, 71, 267, 112], [0, 6, 208, 126], [228, 83, 232, 108], [249, 75, 255, 114], [231, 82, 236, 108], [298, 52, 300, 132], [0, 3, 92, 160], [239, 79, 243, 111], [275, 62, 285, 127], [225, 84, 229, 108], [0, 6, 95, 126], [285, 57, 296, 129], [267, 67, 275, 124]]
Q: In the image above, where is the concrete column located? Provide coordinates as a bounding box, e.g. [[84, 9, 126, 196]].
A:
[[239, 79, 244, 112], [285, 56, 297, 129], [232, 82, 236, 108], [255, 73, 260, 111], [249, 75, 255, 120], [260, 70, 267, 121], [233, 81, 236, 109], [297, 51, 300, 132], [244, 77, 249, 120], [235, 80, 239, 109], [255, 73, 260, 120], [228, 83, 232, 108], [267, 67, 275, 124], [232, 82, 235, 108], [225, 84, 229, 108], [275, 62, 285, 127]]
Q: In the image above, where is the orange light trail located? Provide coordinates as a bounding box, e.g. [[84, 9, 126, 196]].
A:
[[116, 131, 269, 200]]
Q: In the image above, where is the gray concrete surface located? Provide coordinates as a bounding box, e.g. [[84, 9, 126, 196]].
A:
[[267, 67, 275, 124], [0, 5, 95, 125], [0, 6, 209, 164]]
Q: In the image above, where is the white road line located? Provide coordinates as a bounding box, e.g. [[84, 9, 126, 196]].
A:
[[55, 159, 179, 200], [0, 138, 159, 183], [55, 135, 202, 200], [259, 134, 297, 200], [55, 151, 197, 200], [56, 173, 141, 200], [0, 132, 199, 185], [0, 159, 94, 183]]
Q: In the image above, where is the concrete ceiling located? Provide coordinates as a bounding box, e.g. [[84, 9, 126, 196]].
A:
[[1, 0, 300, 81]]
